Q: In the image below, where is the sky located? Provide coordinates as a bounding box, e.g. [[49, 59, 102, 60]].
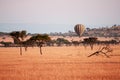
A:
[[0, 0, 120, 33]]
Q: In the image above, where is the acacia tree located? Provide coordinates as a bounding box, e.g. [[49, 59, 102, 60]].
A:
[[56, 38, 70, 46], [30, 34, 51, 55], [10, 30, 27, 55], [23, 36, 36, 51], [83, 37, 98, 50]]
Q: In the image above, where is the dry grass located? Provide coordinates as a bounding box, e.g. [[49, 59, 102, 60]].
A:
[[0, 45, 120, 80]]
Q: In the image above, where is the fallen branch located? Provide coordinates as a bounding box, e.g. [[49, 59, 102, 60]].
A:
[[88, 45, 113, 58]]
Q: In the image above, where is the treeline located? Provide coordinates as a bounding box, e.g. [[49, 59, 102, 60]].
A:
[[1, 35, 119, 48]]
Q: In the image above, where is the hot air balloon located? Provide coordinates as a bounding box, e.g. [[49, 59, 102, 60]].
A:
[[74, 24, 85, 37]]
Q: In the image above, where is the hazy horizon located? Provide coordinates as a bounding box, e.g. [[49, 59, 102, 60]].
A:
[[0, 23, 118, 33]]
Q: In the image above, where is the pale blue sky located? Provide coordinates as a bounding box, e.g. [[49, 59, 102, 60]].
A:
[[0, 0, 120, 33]]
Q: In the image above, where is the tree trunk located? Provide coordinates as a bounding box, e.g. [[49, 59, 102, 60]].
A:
[[90, 44, 93, 50], [39, 45, 42, 55], [20, 45, 22, 55], [24, 47, 27, 51]]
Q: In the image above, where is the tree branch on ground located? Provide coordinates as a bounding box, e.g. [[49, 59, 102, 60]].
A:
[[88, 45, 113, 58]]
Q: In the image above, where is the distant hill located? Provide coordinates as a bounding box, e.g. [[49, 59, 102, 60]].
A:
[[0, 32, 9, 36], [83, 25, 120, 37], [49, 25, 120, 37]]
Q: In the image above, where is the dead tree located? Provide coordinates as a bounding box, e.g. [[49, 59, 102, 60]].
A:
[[88, 45, 113, 58]]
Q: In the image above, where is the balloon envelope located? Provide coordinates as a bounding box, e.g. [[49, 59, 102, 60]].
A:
[[74, 24, 85, 37]]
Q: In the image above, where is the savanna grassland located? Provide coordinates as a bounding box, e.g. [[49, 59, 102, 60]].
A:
[[0, 45, 120, 80]]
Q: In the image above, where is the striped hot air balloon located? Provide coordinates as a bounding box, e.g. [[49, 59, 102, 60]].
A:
[[74, 24, 85, 37]]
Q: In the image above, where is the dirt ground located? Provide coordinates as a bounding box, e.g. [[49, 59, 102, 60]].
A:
[[0, 45, 120, 80]]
